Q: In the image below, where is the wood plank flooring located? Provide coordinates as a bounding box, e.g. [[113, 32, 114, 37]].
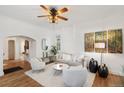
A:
[[0, 60, 124, 87], [0, 60, 42, 87], [93, 72, 124, 87]]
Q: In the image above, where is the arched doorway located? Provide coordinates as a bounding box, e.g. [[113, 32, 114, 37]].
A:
[[3, 35, 36, 75]]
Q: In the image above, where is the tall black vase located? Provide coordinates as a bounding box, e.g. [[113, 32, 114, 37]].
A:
[[89, 58, 98, 73], [98, 64, 109, 78]]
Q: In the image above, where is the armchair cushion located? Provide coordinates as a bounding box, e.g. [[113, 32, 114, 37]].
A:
[[29, 57, 46, 71]]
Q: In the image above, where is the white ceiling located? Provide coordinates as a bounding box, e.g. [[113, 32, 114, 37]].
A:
[[0, 5, 124, 28]]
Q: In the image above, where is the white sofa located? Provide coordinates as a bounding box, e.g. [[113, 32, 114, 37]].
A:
[[56, 52, 72, 62], [29, 57, 46, 71], [56, 52, 81, 66], [62, 65, 88, 87]]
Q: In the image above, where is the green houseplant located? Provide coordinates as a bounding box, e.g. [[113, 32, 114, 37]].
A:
[[49, 45, 58, 62], [50, 45, 58, 56]]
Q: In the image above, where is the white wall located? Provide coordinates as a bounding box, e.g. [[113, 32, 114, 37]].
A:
[[53, 25, 77, 54], [1, 10, 124, 77], [79, 15, 124, 76], [19, 36, 36, 61], [0, 34, 4, 76], [0, 15, 50, 56], [3, 36, 36, 61], [56, 14, 124, 76], [54, 15, 124, 76], [0, 15, 50, 76]]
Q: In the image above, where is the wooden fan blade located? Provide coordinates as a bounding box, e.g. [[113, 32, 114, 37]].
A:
[[40, 5, 49, 11], [58, 7, 68, 14], [57, 16, 68, 21], [37, 15, 50, 17]]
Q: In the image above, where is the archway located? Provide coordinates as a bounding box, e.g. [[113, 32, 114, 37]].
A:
[[2, 35, 36, 76]]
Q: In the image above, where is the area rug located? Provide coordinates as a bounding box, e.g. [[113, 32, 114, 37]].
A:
[[4, 66, 23, 74], [25, 63, 96, 87]]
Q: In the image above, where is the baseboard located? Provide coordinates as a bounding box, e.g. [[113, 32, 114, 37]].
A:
[[111, 71, 124, 76], [0, 71, 4, 77]]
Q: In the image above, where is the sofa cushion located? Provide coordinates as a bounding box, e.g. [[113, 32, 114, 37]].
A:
[[62, 53, 72, 61]]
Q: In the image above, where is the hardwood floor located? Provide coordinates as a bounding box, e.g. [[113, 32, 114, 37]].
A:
[[93, 72, 124, 87], [0, 60, 42, 87], [0, 60, 124, 87]]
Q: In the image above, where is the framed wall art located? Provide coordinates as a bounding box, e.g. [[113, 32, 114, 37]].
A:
[[84, 32, 94, 52], [95, 31, 107, 53], [108, 29, 123, 53]]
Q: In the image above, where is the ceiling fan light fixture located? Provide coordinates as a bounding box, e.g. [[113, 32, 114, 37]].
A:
[[38, 5, 68, 23], [57, 11, 61, 15]]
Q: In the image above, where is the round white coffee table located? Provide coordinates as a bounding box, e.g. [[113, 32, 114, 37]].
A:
[[53, 63, 69, 71]]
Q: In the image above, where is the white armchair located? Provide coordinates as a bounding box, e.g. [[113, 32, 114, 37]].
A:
[[62, 65, 88, 87], [29, 57, 46, 71]]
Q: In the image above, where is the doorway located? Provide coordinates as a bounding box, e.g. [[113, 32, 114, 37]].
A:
[[8, 40, 15, 60], [3, 36, 36, 75]]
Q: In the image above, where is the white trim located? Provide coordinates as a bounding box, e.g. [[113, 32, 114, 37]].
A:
[[0, 71, 4, 77]]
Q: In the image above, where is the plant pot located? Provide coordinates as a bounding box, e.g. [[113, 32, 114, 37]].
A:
[[49, 56, 56, 62]]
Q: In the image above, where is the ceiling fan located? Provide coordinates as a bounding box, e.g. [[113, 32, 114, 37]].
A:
[[37, 5, 68, 23]]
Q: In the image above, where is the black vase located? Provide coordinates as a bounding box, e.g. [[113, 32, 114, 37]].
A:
[[98, 64, 109, 78], [89, 58, 98, 73]]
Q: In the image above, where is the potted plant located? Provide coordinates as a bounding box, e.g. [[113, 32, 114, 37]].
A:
[[50, 45, 58, 55], [50, 45, 58, 61]]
